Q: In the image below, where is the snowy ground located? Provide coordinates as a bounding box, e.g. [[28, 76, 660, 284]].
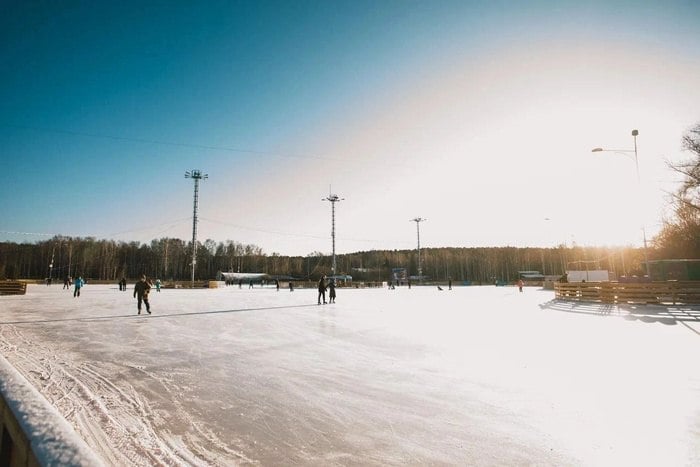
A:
[[0, 283, 699, 466]]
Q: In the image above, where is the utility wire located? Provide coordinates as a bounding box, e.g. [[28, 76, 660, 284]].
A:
[[3, 123, 345, 163], [199, 217, 413, 246]]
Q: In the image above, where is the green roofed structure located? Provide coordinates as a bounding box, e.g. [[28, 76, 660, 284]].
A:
[[644, 259, 700, 281]]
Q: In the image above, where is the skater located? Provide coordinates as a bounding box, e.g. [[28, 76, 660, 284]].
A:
[[517, 279, 524, 293], [249, 280, 254, 289], [448, 277, 452, 290], [133, 275, 152, 314], [120, 277, 127, 291], [73, 276, 84, 297], [63, 276, 71, 290], [328, 279, 336, 303], [317, 275, 327, 304], [289, 281, 294, 292], [275, 279, 280, 291], [155, 278, 161, 292]]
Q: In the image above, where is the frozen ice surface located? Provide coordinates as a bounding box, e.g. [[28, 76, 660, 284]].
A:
[[0, 283, 699, 465]]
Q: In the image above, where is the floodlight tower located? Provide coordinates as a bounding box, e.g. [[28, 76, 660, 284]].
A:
[[185, 169, 208, 286], [323, 190, 344, 276], [410, 217, 426, 283]]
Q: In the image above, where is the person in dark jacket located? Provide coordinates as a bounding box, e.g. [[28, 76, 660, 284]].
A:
[[328, 279, 336, 303], [133, 275, 152, 315], [317, 275, 327, 304]]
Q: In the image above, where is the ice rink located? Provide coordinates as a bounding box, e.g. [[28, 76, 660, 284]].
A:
[[1, 283, 699, 465]]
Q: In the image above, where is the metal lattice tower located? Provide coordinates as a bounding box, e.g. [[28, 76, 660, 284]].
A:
[[323, 191, 344, 276], [185, 169, 208, 285], [410, 218, 426, 283]]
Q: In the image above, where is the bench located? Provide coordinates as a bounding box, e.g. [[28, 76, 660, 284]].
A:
[[0, 282, 27, 296]]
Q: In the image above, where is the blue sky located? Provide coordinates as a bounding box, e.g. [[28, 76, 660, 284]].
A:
[[2, 1, 700, 256]]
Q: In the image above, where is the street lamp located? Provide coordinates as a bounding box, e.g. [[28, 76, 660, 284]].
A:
[[592, 129, 651, 278]]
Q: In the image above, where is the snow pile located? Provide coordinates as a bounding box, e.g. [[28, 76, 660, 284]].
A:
[[0, 355, 104, 466]]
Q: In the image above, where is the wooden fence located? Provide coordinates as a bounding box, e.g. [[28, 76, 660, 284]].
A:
[[0, 282, 27, 296], [554, 281, 700, 305], [0, 357, 104, 466]]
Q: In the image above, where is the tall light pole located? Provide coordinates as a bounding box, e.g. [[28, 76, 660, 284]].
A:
[[48, 246, 54, 284], [592, 129, 651, 278], [410, 217, 426, 283], [185, 169, 208, 286], [323, 190, 344, 276]]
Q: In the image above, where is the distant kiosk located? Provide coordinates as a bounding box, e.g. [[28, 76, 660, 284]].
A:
[[565, 270, 610, 282]]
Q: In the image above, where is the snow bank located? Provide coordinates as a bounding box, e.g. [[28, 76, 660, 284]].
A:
[[0, 355, 104, 466]]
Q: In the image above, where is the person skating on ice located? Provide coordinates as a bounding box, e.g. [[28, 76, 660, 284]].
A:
[[133, 274, 152, 314], [73, 276, 84, 297], [317, 275, 327, 304], [328, 279, 336, 303]]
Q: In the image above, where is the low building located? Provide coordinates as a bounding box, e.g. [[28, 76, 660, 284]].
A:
[[644, 259, 700, 281]]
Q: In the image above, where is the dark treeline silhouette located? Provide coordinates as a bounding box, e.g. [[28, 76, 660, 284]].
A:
[[0, 235, 653, 283]]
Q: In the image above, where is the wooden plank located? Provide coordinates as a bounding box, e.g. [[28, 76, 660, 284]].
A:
[[0, 282, 26, 296], [554, 281, 700, 305]]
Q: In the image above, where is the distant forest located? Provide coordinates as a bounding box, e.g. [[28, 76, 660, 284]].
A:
[[0, 236, 654, 283]]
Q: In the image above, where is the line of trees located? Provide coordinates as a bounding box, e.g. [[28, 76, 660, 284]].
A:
[[0, 235, 652, 284]]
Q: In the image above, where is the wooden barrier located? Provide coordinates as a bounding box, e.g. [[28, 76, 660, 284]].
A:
[[554, 281, 700, 305], [0, 357, 104, 466], [0, 282, 27, 296]]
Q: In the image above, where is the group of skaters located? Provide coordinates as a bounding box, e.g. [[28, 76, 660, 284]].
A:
[[60, 275, 85, 297], [317, 275, 336, 304], [59, 274, 160, 315]]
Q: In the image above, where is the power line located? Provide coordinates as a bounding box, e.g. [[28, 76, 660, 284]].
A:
[[3, 123, 345, 163], [0, 230, 53, 237], [199, 216, 410, 246], [104, 217, 192, 238]]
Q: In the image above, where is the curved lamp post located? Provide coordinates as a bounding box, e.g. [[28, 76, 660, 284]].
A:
[[592, 129, 651, 278]]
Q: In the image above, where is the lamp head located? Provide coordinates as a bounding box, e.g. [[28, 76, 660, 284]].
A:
[[632, 129, 638, 136], [591, 148, 603, 152]]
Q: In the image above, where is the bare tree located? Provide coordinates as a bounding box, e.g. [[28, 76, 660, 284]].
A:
[[667, 123, 700, 211]]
